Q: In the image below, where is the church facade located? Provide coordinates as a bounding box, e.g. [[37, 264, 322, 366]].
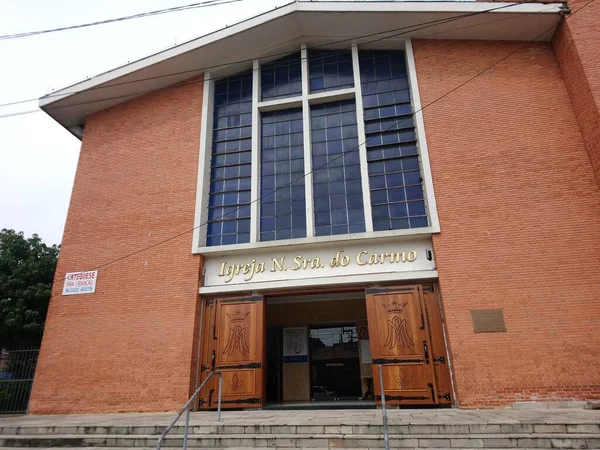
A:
[[29, 0, 600, 413]]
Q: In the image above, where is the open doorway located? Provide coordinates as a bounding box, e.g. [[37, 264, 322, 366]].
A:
[[264, 291, 374, 408]]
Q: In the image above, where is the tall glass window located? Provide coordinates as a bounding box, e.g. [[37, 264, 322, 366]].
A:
[[261, 52, 302, 101], [359, 50, 428, 231], [311, 100, 365, 236], [260, 108, 306, 241], [204, 47, 431, 247], [308, 49, 354, 93], [206, 72, 253, 246]]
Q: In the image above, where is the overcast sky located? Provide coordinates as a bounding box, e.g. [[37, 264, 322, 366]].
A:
[[0, 0, 289, 245]]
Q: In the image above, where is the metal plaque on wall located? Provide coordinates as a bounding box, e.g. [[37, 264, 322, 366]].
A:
[[471, 309, 506, 333]]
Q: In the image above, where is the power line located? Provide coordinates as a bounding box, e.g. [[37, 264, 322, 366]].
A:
[[0, 1, 547, 118], [0, 109, 39, 119], [0, 0, 242, 41], [567, 0, 595, 15], [48, 5, 581, 286], [413, 4, 564, 40], [0, 0, 587, 112], [0, 0, 536, 110]]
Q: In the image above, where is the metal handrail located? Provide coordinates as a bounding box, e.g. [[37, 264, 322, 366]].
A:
[[378, 365, 390, 450], [157, 371, 223, 450]]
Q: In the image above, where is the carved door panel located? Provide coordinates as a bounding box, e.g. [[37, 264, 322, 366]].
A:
[[366, 286, 438, 405], [212, 295, 264, 408], [423, 285, 453, 404]]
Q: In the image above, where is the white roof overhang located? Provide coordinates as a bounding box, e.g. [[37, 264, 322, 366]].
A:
[[39, 1, 563, 138]]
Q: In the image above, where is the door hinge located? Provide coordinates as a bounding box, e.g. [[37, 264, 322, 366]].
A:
[[221, 397, 262, 405], [441, 392, 451, 401], [376, 395, 429, 401], [215, 362, 262, 370], [200, 364, 210, 372], [373, 358, 423, 365], [433, 355, 446, 364], [198, 399, 205, 406]]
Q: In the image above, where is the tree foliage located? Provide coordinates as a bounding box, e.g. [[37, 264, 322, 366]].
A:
[[0, 229, 59, 348]]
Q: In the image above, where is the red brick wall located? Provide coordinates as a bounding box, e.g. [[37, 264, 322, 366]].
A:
[[553, 3, 600, 186], [29, 79, 205, 414], [413, 40, 600, 407]]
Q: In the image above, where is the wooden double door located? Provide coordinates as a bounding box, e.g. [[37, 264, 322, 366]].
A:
[[365, 285, 453, 406], [198, 285, 452, 409]]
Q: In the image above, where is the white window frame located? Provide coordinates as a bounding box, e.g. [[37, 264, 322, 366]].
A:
[[192, 39, 440, 254]]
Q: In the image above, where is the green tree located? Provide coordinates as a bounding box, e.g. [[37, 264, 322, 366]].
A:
[[0, 229, 59, 348]]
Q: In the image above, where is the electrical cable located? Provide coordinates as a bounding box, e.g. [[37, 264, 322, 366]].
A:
[[0, 0, 567, 120], [0, 0, 241, 41], [0, 0, 589, 113], [47, 4, 586, 285], [0, 1, 534, 111]]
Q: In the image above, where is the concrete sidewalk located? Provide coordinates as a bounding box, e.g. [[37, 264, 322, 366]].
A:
[[1, 407, 599, 427]]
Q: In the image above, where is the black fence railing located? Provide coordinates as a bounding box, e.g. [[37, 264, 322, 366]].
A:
[[0, 347, 40, 414]]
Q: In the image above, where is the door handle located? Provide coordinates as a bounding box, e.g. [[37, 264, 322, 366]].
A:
[[211, 350, 216, 371], [423, 340, 430, 364]]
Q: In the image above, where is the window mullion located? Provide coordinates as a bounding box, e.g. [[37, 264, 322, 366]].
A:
[[250, 59, 261, 242], [301, 43, 315, 237], [351, 43, 374, 232]]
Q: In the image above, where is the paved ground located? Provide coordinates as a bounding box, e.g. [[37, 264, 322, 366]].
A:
[[1, 408, 599, 427]]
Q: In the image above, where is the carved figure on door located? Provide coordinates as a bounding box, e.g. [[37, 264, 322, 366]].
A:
[[382, 301, 414, 349], [394, 369, 413, 387], [223, 310, 250, 356], [228, 373, 244, 392]]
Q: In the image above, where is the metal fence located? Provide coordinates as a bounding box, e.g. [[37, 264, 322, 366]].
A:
[[0, 347, 40, 414]]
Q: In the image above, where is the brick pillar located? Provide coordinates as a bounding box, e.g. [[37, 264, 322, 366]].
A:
[[553, 1, 600, 185]]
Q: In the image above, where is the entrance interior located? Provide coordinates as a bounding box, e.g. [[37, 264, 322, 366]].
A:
[[264, 292, 372, 406], [309, 325, 361, 402], [198, 284, 453, 409]]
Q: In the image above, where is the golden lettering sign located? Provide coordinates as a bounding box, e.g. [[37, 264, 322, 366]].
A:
[[217, 249, 418, 283]]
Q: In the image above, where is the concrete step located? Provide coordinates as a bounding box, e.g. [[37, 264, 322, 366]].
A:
[[1, 433, 599, 448], [0, 448, 567, 450], [1, 423, 598, 436]]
